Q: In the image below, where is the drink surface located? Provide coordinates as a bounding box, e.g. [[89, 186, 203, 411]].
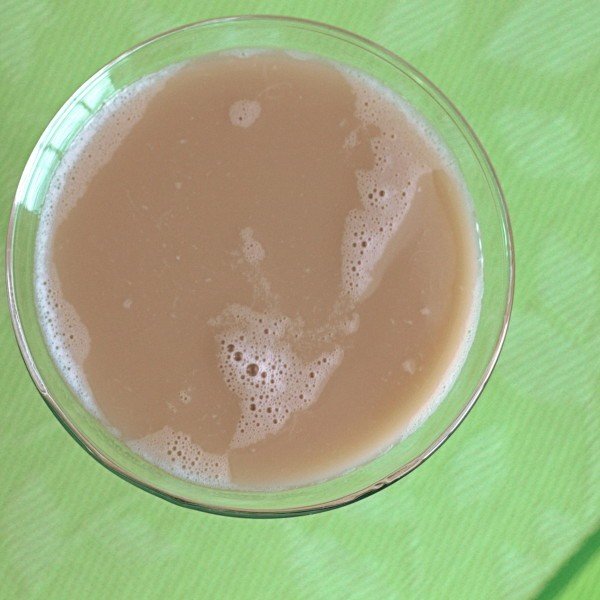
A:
[[36, 50, 481, 489]]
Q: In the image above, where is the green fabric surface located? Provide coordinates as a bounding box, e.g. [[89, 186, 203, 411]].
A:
[[1, 1, 598, 598]]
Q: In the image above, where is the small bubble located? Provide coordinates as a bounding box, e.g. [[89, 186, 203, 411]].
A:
[[246, 363, 259, 376], [234, 351, 243, 362]]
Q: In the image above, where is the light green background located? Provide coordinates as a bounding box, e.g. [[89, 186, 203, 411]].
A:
[[1, 1, 598, 598]]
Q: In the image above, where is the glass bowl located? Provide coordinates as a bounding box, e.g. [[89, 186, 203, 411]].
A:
[[6, 15, 514, 517]]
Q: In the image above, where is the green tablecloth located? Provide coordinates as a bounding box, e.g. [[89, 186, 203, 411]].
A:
[[1, 1, 598, 598]]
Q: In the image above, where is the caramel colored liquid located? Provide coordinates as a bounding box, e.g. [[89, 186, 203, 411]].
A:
[[36, 51, 480, 489]]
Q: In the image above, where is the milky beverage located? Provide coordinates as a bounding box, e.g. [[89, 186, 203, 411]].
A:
[[36, 51, 481, 489]]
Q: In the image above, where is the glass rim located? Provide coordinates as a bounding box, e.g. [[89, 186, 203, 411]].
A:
[[6, 14, 515, 517]]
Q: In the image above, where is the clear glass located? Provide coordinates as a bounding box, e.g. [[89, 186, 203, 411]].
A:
[[6, 16, 514, 517]]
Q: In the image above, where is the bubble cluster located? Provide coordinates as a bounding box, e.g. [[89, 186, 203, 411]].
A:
[[35, 266, 98, 417], [129, 426, 230, 486], [338, 69, 430, 303], [178, 388, 192, 404], [240, 227, 265, 263], [341, 312, 361, 335], [211, 304, 343, 448], [229, 99, 262, 128], [343, 129, 358, 149]]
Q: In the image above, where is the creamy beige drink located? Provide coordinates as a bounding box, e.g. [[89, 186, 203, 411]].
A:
[[36, 51, 480, 489]]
